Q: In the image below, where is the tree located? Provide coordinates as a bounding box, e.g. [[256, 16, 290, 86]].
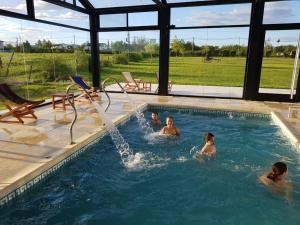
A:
[[144, 43, 159, 62], [171, 37, 185, 56]]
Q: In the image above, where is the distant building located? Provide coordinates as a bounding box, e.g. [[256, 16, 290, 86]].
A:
[[149, 39, 156, 44], [0, 40, 4, 52]]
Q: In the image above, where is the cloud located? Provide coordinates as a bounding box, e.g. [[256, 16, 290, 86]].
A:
[[184, 5, 251, 26], [0, 3, 26, 13], [263, 1, 294, 23]]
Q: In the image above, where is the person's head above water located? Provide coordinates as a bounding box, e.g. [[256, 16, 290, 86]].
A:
[[166, 116, 174, 126], [204, 132, 215, 144], [267, 162, 288, 182], [152, 112, 159, 120]]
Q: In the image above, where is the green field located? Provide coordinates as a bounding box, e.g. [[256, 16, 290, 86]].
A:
[[0, 52, 296, 108]]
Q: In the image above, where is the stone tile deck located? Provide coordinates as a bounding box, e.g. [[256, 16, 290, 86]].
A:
[[0, 93, 300, 202]]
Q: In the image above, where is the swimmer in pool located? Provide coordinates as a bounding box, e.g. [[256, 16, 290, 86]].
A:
[[196, 132, 216, 159], [259, 162, 293, 202], [151, 112, 161, 125], [160, 116, 180, 136]]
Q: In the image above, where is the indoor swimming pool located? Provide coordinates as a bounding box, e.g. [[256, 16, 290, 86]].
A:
[[0, 106, 299, 225]]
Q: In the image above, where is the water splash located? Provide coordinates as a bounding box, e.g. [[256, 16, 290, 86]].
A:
[[122, 92, 154, 135], [92, 102, 139, 168]]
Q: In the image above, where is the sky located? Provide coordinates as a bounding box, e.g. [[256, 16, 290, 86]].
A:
[[0, 0, 299, 46]]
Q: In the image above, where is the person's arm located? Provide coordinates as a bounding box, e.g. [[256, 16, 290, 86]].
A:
[[160, 127, 166, 134], [175, 127, 180, 136]]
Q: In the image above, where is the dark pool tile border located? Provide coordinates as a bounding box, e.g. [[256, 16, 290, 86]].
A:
[[147, 104, 271, 120]]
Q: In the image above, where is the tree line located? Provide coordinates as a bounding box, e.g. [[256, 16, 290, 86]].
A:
[[2, 37, 297, 58]]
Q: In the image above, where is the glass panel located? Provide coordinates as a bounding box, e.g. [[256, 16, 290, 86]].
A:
[[259, 30, 300, 95], [100, 14, 127, 28], [99, 31, 159, 93], [128, 12, 158, 26], [169, 27, 249, 97], [264, 0, 300, 24], [171, 4, 251, 27], [0, 0, 27, 14], [34, 0, 89, 29], [0, 15, 91, 109], [167, 0, 213, 2], [89, 0, 154, 8]]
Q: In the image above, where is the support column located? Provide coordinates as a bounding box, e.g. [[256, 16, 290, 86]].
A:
[[243, 0, 265, 100], [26, 0, 35, 18], [158, 7, 170, 96], [90, 13, 100, 89]]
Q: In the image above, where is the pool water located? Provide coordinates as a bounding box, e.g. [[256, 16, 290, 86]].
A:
[[1, 107, 300, 225]]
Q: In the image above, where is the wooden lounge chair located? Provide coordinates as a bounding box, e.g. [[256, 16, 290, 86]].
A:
[[122, 72, 151, 92], [0, 83, 44, 123], [69, 76, 100, 101], [156, 72, 174, 93]]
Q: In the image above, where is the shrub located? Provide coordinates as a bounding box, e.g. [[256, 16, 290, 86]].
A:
[[100, 59, 112, 67], [114, 54, 128, 64], [128, 52, 143, 62]]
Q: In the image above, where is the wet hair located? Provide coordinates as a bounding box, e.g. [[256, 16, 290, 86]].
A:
[[267, 162, 287, 182], [152, 112, 158, 116], [204, 132, 214, 143]]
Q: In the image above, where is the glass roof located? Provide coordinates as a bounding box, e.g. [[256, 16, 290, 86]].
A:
[[88, 0, 155, 8]]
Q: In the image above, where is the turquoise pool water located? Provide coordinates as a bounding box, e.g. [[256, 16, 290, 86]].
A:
[[1, 107, 300, 225]]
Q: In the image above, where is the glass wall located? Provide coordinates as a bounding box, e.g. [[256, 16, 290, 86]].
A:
[[0, 16, 91, 109], [259, 30, 300, 95], [169, 28, 249, 97], [99, 31, 159, 93]]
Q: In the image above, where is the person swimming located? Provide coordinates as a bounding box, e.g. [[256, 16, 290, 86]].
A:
[[160, 116, 180, 136], [151, 112, 161, 125], [196, 132, 216, 159], [259, 162, 293, 202]]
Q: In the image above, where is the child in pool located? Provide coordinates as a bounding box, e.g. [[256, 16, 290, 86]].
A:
[[196, 133, 216, 159], [160, 116, 180, 136], [259, 162, 293, 202], [151, 112, 161, 125]]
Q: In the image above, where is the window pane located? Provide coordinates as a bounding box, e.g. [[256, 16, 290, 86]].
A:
[[264, 1, 300, 24], [100, 14, 126, 28], [259, 30, 300, 95], [34, 0, 89, 29], [128, 12, 158, 26], [0, 0, 27, 14], [0, 15, 91, 109], [89, 0, 154, 8], [99, 31, 159, 94], [169, 27, 249, 97], [171, 4, 251, 27]]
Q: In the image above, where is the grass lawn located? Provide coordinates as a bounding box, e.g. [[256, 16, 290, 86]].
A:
[[0, 53, 297, 110]]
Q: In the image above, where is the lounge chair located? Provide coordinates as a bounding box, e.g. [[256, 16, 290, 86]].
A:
[[0, 83, 44, 123], [122, 72, 151, 92], [69, 76, 100, 101], [156, 72, 174, 93]]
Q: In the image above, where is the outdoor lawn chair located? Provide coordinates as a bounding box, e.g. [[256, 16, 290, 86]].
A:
[[122, 72, 151, 92], [156, 72, 174, 93], [69, 75, 100, 101], [0, 83, 44, 123]]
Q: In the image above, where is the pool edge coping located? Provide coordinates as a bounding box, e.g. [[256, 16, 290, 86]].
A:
[[1, 102, 299, 206]]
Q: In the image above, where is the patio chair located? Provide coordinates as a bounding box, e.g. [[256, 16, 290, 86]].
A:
[[0, 83, 44, 123], [122, 72, 151, 92], [69, 75, 100, 101], [156, 72, 174, 93]]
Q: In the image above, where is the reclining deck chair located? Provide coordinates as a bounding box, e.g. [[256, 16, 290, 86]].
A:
[[156, 72, 174, 93], [69, 76, 100, 101], [0, 83, 44, 123], [122, 72, 151, 92]]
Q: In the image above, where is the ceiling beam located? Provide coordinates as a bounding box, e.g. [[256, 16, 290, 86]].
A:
[[41, 0, 90, 14], [152, 0, 166, 7], [168, 0, 252, 8], [78, 0, 95, 11], [96, 5, 159, 14]]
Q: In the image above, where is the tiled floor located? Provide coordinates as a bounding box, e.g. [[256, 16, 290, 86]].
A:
[[0, 93, 300, 201]]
